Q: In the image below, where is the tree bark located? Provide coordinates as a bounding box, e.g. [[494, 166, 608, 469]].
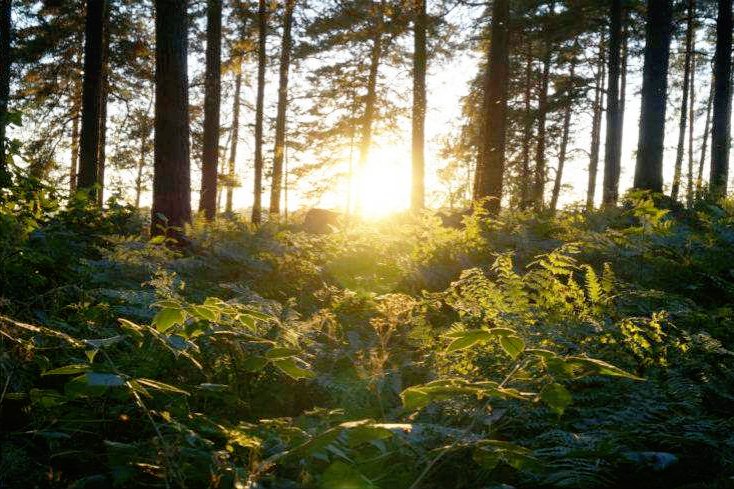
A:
[[710, 0, 733, 198], [78, 0, 109, 202], [602, 0, 622, 206], [550, 48, 577, 213], [519, 46, 533, 210], [252, 0, 267, 224], [698, 73, 714, 194], [70, 103, 80, 195], [270, 0, 295, 217], [199, 0, 222, 219], [0, 0, 10, 185], [472, 0, 509, 215], [671, 0, 695, 201], [687, 7, 697, 206], [532, 39, 552, 211], [153, 0, 191, 234], [411, 0, 427, 212], [355, 0, 385, 216], [97, 43, 109, 204], [587, 34, 606, 210], [226, 67, 241, 214], [634, 0, 672, 193]]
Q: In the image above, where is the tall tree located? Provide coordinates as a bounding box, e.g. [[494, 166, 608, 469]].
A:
[[199, 0, 222, 219], [270, 0, 295, 217], [671, 0, 695, 201], [472, 0, 509, 214], [152, 0, 191, 234], [686, 33, 696, 206], [602, 0, 622, 206], [519, 46, 534, 210], [697, 75, 714, 194], [532, 27, 552, 211], [0, 0, 10, 185], [252, 0, 267, 224], [77, 0, 109, 202], [709, 0, 733, 197], [411, 0, 426, 212], [226, 64, 241, 214], [633, 0, 672, 193], [549, 44, 578, 214], [587, 34, 606, 210]]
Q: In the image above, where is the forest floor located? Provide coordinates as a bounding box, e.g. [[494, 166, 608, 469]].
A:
[[2, 192, 734, 488]]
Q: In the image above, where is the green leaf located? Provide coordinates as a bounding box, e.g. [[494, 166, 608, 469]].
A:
[[540, 383, 572, 415], [320, 461, 373, 489], [266, 347, 299, 360], [400, 387, 430, 410], [86, 373, 126, 387], [153, 308, 185, 332], [83, 336, 125, 349], [242, 356, 268, 372], [445, 330, 492, 353], [565, 356, 645, 380], [191, 305, 219, 322], [272, 358, 315, 379], [149, 235, 166, 245], [43, 364, 91, 376], [135, 378, 190, 396], [473, 447, 500, 470], [498, 334, 525, 359]]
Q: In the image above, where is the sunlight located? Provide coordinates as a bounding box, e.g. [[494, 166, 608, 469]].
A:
[[352, 146, 411, 218]]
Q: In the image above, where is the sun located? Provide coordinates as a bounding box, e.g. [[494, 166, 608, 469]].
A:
[[352, 146, 412, 218]]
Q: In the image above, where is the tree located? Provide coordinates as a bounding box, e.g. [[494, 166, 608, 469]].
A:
[[633, 0, 672, 193], [472, 0, 509, 214], [602, 0, 622, 206], [587, 33, 605, 210], [411, 0, 426, 212], [252, 0, 267, 224], [0, 0, 10, 185], [77, 0, 109, 202], [199, 0, 222, 219], [709, 0, 732, 198], [152, 0, 191, 234], [270, 0, 296, 217], [671, 0, 695, 202]]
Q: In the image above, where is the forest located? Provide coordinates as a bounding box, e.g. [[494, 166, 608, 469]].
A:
[[1, 0, 734, 488]]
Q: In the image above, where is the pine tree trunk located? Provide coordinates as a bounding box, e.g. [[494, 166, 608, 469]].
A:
[[0, 0, 10, 185], [532, 41, 552, 211], [355, 0, 385, 216], [602, 0, 622, 206], [634, 0, 672, 193], [671, 0, 695, 201], [135, 120, 147, 209], [550, 50, 576, 213], [697, 76, 714, 194], [226, 68, 241, 214], [710, 0, 733, 197], [70, 104, 80, 195], [587, 34, 606, 210], [411, 0, 427, 212], [520, 47, 533, 210], [252, 0, 267, 224], [472, 0, 509, 214], [270, 0, 295, 217], [78, 0, 109, 202], [686, 12, 696, 206], [199, 0, 222, 219], [153, 0, 191, 234], [97, 40, 109, 205]]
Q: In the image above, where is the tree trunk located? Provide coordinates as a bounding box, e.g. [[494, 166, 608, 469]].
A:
[[698, 73, 714, 194], [226, 67, 241, 214], [97, 47, 109, 204], [135, 121, 147, 209], [411, 0, 427, 212], [532, 40, 552, 211], [355, 0, 385, 216], [686, 10, 696, 206], [671, 0, 695, 201], [634, 0, 672, 193], [472, 0, 509, 215], [602, 0, 622, 206], [550, 49, 576, 213], [78, 0, 109, 202], [252, 0, 267, 224], [0, 0, 10, 185], [710, 0, 733, 198], [70, 103, 80, 195], [153, 0, 191, 234], [519, 47, 533, 210], [270, 0, 295, 217], [199, 0, 222, 219], [587, 33, 606, 210]]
